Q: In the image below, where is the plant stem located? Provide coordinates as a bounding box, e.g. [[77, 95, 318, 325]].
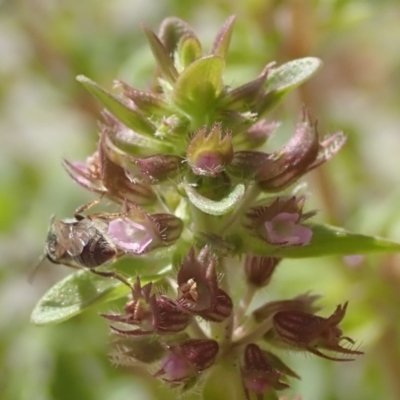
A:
[[234, 285, 257, 328], [219, 184, 260, 235], [232, 316, 273, 347]]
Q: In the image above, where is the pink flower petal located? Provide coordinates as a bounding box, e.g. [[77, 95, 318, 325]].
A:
[[108, 218, 153, 254], [161, 353, 192, 381], [265, 212, 312, 246]]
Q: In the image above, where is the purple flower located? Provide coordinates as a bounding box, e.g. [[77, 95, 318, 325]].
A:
[[264, 212, 313, 246], [108, 218, 153, 254], [244, 197, 315, 247], [107, 204, 183, 254]]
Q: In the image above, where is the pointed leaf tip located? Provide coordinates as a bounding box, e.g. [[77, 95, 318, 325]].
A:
[[142, 25, 179, 83], [211, 15, 236, 58], [266, 57, 322, 92], [258, 57, 322, 116], [76, 75, 156, 136]]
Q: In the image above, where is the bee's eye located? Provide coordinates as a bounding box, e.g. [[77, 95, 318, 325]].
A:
[[46, 253, 60, 264]]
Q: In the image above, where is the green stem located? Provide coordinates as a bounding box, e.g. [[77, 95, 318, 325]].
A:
[[234, 284, 257, 328], [232, 316, 273, 347], [202, 356, 246, 400], [219, 184, 260, 235], [212, 258, 234, 350], [187, 319, 208, 339]]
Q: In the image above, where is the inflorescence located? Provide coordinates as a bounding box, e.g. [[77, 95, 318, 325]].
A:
[[48, 16, 362, 400]]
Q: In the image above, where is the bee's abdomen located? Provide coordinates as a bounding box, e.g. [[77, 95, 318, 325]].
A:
[[78, 232, 116, 268]]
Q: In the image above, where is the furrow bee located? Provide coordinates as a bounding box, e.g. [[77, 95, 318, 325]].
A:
[[31, 200, 130, 286]]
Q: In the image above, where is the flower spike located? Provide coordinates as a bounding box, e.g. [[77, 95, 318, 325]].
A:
[[32, 14, 366, 400]]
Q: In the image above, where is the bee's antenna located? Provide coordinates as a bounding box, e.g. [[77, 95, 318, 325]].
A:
[[28, 214, 55, 284], [27, 253, 46, 284]]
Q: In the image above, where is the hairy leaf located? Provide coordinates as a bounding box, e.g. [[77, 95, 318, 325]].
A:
[[173, 56, 224, 118], [234, 224, 400, 258], [258, 57, 322, 116], [31, 258, 171, 325], [77, 75, 156, 136]]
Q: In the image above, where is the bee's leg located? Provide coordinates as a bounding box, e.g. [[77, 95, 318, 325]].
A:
[[90, 210, 127, 221], [74, 199, 102, 220], [90, 269, 132, 288], [93, 200, 133, 221]]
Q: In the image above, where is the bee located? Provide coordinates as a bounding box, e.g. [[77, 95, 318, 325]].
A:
[[31, 200, 130, 286]]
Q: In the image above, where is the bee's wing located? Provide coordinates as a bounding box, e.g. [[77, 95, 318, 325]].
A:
[[52, 220, 96, 257], [71, 221, 97, 252]]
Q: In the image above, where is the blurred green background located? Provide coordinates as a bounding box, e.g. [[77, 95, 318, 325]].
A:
[[2, 0, 400, 399]]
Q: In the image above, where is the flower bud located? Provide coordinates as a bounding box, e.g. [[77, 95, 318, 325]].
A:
[[127, 154, 184, 183], [63, 129, 157, 205], [253, 292, 322, 323], [176, 247, 233, 322], [271, 302, 364, 361], [244, 255, 281, 287], [187, 124, 233, 176], [229, 112, 346, 192], [154, 339, 219, 383], [98, 128, 157, 203], [177, 247, 218, 313], [242, 343, 289, 398], [236, 120, 280, 150], [195, 288, 233, 322], [257, 113, 346, 192], [63, 152, 105, 194], [102, 278, 191, 335], [109, 335, 166, 365]]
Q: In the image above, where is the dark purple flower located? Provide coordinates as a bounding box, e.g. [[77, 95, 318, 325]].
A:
[[229, 111, 346, 192], [102, 278, 191, 336], [176, 246, 233, 322], [154, 339, 219, 384], [271, 302, 364, 361], [242, 343, 289, 400], [244, 256, 281, 287]]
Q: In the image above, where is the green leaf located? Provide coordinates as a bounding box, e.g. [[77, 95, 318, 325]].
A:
[[116, 81, 171, 117], [211, 15, 236, 59], [31, 257, 172, 326], [173, 56, 225, 118], [178, 36, 202, 68], [218, 66, 269, 111], [185, 183, 245, 216], [266, 57, 322, 92], [142, 25, 179, 84], [76, 75, 156, 136], [234, 224, 400, 258], [158, 17, 198, 56], [30, 270, 130, 326], [258, 57, 322, 116]]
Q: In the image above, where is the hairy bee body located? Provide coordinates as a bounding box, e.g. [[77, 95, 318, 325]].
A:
[[45, 217, 118, 269], [31, 200, 130, 286]]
